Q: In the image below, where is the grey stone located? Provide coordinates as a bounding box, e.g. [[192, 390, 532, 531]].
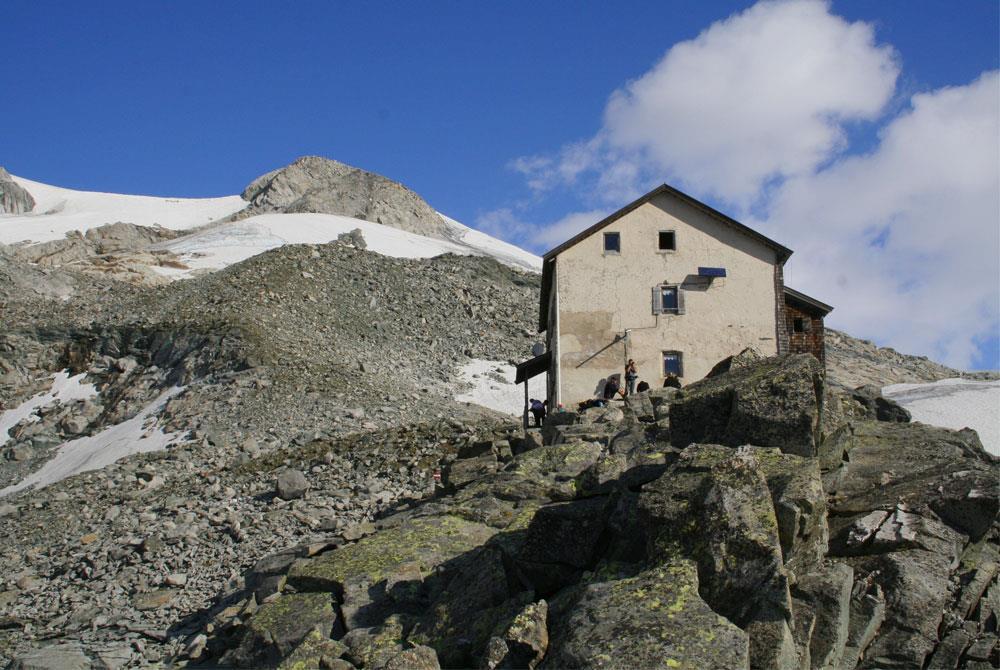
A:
[[850, 385, 911, 422], [483, 600, 548, 670], [224, 592, 338, 667], [640, 444, 792, 627], [0, 167, 35, 215], [10, 643, 91, 670], [791, 562, 853, 670], [544, 562, 748, 669], [623, 391, 655, 422], [276, 469, 309, 500], [669, 354, 824, 456], [838, 582, 885, 669], [444, 452, 498, 489]]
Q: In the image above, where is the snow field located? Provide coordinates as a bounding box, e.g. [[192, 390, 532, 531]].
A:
[[0, 371, 98, 447], [0, 386, 187, 497], [882, 378, 1000, 456], [2, 175, 244, 245], [153, 212, 541, 278], [455, 359, 547, 416]]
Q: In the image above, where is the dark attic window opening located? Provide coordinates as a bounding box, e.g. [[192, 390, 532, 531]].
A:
[[793, 317, 810, 333], [658, 231, 676, 251], [604, 232, 621, 254]]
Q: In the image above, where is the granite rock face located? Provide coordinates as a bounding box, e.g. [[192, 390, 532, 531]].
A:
[[669, 353, 824, 456], [0, 167, 34, 215], [239, 155, 451, 239], [6, 221, 183, 286]]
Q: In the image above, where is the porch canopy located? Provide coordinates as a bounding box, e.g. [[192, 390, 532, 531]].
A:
[[515, 352, 550, 429], [515, 352, 550, 384]]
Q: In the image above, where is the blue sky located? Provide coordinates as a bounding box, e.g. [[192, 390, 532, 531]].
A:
[[3, 1, 998, 370]]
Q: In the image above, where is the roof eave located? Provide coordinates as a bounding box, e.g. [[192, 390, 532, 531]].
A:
[[784, 286, 834, 316]]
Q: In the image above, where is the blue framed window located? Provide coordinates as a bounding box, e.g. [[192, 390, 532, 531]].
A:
[[663, 351, 683, 377], [603, 232, 620, 254]]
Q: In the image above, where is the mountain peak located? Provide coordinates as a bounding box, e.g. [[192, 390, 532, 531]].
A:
[[239, 156, 450, 238]]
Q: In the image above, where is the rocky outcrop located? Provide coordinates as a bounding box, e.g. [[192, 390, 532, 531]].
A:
[[6, 222, 183, 286], [239, 156, 451, 238], [826, 329, 999, 388], [669, 353, 824, 456], [165, 354, 997, 669], [0, 168, 34, 215]]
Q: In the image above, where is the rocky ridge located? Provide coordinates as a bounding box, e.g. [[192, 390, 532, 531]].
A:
[[236, 156, 452, 239], [0, 240, 540, 488], [0, 167, 34, 215], [4, 222, 186, 286], [826, 329, 998, 389], [0, 237, 542, 666]]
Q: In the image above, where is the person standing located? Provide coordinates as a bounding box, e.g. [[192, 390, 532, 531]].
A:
[[624, 359, 638, 396], [529, 398, 546, 427]]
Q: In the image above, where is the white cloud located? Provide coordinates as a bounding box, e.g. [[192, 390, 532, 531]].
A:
[[765, 71, 1000, 368], [534, 210, 611, 249], [515, 0, 899, 206], [476, 207, 611, 253], [486, 0, 998, 369]]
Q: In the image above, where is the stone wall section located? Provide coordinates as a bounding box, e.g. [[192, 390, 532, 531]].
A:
[[786, 302, 826, 365], [774, 264, 789, 355]]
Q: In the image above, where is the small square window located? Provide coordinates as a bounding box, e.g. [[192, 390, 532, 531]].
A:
[[604, 232, 621, 254], [793, 318, 810, 333], [663, 351, 683, 377], [658, 231, 676, 251]]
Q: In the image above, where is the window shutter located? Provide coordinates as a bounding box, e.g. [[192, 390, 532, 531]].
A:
[[652, 285, 662, 314], [676, 287, 686, 315]]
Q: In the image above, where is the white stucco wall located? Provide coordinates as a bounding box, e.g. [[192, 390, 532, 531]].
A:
[[552, 192, 780, 405]]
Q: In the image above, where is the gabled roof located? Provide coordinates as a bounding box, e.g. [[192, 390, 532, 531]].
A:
[[784, 286, 833, 317], [538, 183, 794, 331]]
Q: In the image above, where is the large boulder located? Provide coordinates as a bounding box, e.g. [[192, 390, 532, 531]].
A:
[[502, 441, 604, 501], [8, 644, 91, 670], [483, 599, 549, 670], [542, 562, 749, 669], [640, 445, 792, 628], [275, 469, 309, 500], [408, 546, 524, 667], [221, 592, 338, 667], [515, 496, 612, 594], [821, 421, 998, 542], [669, 354, 824, 456], [790, 562, 854, 670], [849, 385, 911, 423], [848, 550, 954, 669], [752, 448, 829, 580], [287, 514, 498, 629]]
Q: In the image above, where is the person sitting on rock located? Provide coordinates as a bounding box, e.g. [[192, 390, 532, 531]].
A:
[[636, 380, 650, 393], [603, 376, 624, 401], [663, 374, 681, 389], [529, 398, 546, 427]]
